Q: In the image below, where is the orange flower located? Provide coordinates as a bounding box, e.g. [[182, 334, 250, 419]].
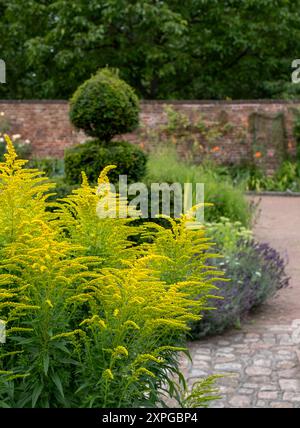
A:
[[254, 151, 262, 158], [140, 142, 145, 149], [211, 146, 220, 153]]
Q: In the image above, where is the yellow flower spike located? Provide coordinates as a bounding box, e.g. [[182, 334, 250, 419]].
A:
[[45, 299, 53, 308], [134, 368, 156, 379], [3, 134, 17, 159], [0, 370, 13, 375], [51, 329, 86, 341], [123, 320, 140, 330], [98, 320, 107, 329], [81, 171, 90, 188], [130, 297, 145, 304], [80, 315, 107, 329], [98, 165, 117, 186], [134, 353, 162, 365], [102, 369, 114, 381], [112, 346, 129, 359]]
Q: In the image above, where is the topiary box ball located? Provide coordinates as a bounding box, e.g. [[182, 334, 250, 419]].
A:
[[69, 68, 140, 141]]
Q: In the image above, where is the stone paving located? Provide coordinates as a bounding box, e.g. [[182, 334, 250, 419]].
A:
[[181, 323, 300, 408], [182, 197, 300, 408]]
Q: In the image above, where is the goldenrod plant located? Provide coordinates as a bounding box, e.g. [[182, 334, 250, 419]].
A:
[[0, 135, 221, 408], [143, 213, 223, 304], [55, 165, 142, 267], [0, 136, 103, 407], [181, 376, 223, 408]]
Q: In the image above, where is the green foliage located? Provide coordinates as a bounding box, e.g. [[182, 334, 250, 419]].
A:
[[145, 215, 223, 294], [0, 1, 299, 99], [0, 135, 220, 408], [164, 105, 190, 133], [27, 158, 65, 178], [273, 162, 300, 192], [69, 68, 139, 141], [181, 376, 222, 408], [162, 105, 237, 143], [230, 161, 300, 192], [206, 217, 253, 256], [145, 147, 252, 226], [65, 140, 147, 185]]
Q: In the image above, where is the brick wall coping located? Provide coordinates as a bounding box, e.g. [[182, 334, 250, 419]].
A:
[[0, 99, 300, 105]]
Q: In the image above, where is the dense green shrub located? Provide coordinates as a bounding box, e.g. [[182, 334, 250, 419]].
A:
[[65, 140, 147, 185], [190, 220, 289, 339], [69, 68, 139, 141]]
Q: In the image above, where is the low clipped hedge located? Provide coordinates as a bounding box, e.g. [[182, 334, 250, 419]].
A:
[[65, 140, 147, 185]]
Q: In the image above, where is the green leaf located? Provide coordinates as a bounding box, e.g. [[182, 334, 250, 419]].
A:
[[0, 401, 11, 408], [32, 384, 43, 408], [43, 353, 49, 376], [51, 373, 64, 399]]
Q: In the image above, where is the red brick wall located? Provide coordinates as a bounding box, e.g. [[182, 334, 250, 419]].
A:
[[0, 101, 85, 158], [0, 100, 299, 171]]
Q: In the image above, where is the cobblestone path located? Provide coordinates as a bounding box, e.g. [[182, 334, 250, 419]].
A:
[[183, 197, 300, 408]]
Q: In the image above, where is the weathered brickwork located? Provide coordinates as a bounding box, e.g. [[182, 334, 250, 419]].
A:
[[0, 100, 299, 170], [0, 101, 85, 158]]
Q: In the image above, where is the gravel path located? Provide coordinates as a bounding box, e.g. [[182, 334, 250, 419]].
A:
[[182, 196, 300, 408]]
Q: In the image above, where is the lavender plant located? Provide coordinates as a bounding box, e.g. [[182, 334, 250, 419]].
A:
[[191, 238, 289, 339]]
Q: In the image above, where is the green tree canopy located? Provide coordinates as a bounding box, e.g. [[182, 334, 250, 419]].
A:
[[0, 0, 300, 99]]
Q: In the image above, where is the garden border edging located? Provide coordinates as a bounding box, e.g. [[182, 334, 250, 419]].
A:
[[245, 191, 300, 197]]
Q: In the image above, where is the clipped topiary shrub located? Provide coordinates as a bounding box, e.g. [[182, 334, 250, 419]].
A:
[[66, 68, 146, 185], [69, 68, 140, 141], [65, 139, 147, 184]]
